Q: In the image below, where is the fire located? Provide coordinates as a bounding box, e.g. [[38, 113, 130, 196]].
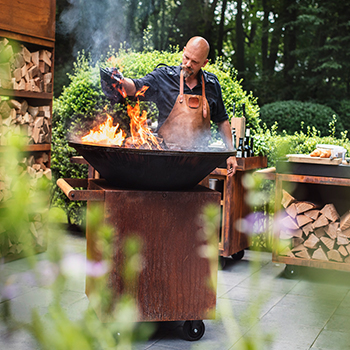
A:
[[81, 86, 162, 150], [82, 114, 126, 146]]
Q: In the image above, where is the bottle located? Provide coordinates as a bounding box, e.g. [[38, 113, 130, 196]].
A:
[[236, 137, 243, 157], [243, 136, 250, 157], [242, 103, 250, 138], [249, 136, 254, 157], [231, 128, 237, 151]]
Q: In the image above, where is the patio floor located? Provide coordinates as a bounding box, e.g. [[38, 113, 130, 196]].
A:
[[1, 233, 350, 350]]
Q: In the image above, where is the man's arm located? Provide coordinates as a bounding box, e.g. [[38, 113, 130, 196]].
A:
[[217, 120, 237, 176], [121, 78, 137, 96]]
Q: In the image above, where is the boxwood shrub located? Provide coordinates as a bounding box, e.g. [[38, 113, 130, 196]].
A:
[[259, 100, 344, 137]]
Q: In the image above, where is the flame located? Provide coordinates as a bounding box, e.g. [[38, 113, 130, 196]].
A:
[[127, 101, 162, 150], [81, 86, 162, 150], [81, 114, 126, 146]]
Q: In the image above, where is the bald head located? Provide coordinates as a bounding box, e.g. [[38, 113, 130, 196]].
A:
[[186, 36, 210, 60]]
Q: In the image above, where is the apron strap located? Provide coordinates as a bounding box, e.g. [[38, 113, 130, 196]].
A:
[[179, 70, 184, 103], [179, 69, 208, 118], [201, 74, 208, 118]]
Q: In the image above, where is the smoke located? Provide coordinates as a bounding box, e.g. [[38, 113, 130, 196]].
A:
[[57, 0, 126, 61]]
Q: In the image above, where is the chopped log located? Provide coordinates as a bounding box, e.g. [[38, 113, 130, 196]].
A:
[[312, 247, 328, 261], [285, 203, 297, 218], [43, 72, 52, 85], [295, 249, 311, 259], [282, 189, 295, 208], [0, 62, 11, 81], [291, 244, 307, 252], [304, 209, 320, 221], [341, 227, 350, 238], [28, 65, 39, 80], [0, 38, 9, 53], [292, 237, 304, 247], [312, 214, 329, 229], [279, 246, 294, 257], [39, 50, 52, 67], [340, 210, 350, 231], [327, 249, 343, 262], [296, 214, 313, 227], [314, 227, 326, 238], [13, 68, 22, 82], [280, 230, 292, 239], [291, 228, 303, 238], [337, 234, 349, 246], [320, 204, 340, 222], [304, 233, 320, 249], [302, 222, 314, 237], [324, 222, 339, 239], [346, 244, 350, 255], [31, 51, 39, 66], [296, 201, 316, 214], [320, 236, 335, 250], [281, 215, 299, 230], [21, 45, 32, 63], [338, 245, 348, 257], [12, 53, 25, 69], [0, 100, 11, 118]]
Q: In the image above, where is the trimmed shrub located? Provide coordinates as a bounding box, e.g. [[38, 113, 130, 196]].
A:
[[259, 100, 343, 136]]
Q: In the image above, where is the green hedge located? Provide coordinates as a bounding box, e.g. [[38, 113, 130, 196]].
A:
[[51, 49, 260, 225], [259, 100, 344, 137]]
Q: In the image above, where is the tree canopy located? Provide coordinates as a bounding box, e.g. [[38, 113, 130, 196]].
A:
[[55, 0, 350, 118]]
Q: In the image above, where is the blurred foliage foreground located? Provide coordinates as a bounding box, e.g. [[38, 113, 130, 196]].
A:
[[0, 135, 274, 349]]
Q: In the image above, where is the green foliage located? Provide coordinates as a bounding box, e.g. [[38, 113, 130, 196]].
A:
[[52, 49, 260, 224], [259, 100, 343, 137]]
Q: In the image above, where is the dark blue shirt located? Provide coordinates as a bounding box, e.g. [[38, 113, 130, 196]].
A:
[[132, 65, 228, 128]]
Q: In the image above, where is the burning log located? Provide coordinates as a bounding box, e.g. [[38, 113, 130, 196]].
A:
[[0, 38, 52, 92], [277, 193, 350, 264]]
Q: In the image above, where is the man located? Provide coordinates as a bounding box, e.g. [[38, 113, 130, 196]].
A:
[[102, 36, 237, 176]]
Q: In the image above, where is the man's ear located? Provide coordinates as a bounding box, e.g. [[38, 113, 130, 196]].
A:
[[202, 58, 209, 68]]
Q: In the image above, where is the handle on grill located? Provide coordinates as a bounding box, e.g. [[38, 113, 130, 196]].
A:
[[56, 178, 104, 201]]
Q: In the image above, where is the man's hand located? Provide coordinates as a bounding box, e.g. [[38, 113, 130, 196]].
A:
[[226, 156, 237, 177]]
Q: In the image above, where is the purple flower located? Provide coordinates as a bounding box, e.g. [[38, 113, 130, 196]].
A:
[[235, 211, 269, 235]]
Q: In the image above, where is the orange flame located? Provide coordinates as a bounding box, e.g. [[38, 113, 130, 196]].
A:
[[81, 86, 162, 150], [81, 114, 126, 146]]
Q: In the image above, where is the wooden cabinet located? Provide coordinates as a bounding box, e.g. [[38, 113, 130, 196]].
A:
[[208, 156, 268, 259], [0, 0, 56, 261], [273, 171, 350, 276]]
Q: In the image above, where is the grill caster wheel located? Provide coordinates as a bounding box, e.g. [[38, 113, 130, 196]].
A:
[[219, 255, 226, 269], [183, 320, 205, 341], [284, 264, 300, 279], [231, 250, 245, 261]]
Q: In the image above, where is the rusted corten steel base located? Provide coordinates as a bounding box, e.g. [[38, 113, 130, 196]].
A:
[[85, 179, 220, 322]]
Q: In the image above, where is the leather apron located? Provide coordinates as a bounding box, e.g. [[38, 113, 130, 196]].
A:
[[158, 70, 211, 149]]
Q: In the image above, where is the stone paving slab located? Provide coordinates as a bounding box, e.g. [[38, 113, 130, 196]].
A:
[[1, 234, 350, 349]]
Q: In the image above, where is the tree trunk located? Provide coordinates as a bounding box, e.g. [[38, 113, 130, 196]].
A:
[[236, 0, 245, 81], [217, 0, 228, 57]]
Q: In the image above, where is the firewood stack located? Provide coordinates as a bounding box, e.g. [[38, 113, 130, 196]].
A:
[[0, 38, 52, 92], [0, 97, 51, 145], [278, 189, 350, 263], [0, 152, 51, 202]]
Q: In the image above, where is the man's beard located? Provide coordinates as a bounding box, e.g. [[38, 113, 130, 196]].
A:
[[181, 65, 194, 78]]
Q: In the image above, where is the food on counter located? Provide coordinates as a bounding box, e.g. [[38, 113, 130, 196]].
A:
[[310, 148, 331, 158]]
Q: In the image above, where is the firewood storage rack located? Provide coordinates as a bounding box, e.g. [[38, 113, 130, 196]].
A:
[[207, 156, 268, 267], [272, 169, 350, 278], [57, 177, 220, 341]]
